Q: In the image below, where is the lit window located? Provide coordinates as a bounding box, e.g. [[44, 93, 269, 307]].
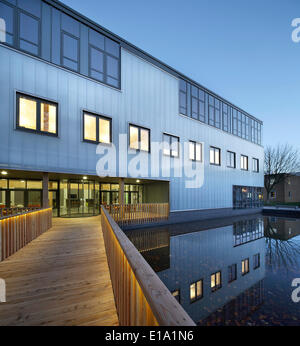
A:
[[211, 271, 221, 292], [242, 258, 250, 275], [84, 114, 97, 141], [172, 289, 180, 303], [129, 125, 150, 152], [210, 146, 221, 165], [18, 97, 36, 130], [83, 112, 111, 144], [40, 103, 57, 134], [190, 279, 203, 302], [253, 158, 259, 172], [189, 141, 202, 161], [17, 93, 58, 135], [163, 133, 179, 157], [99, 118, 111, 143], [241, 155, 248, 170]]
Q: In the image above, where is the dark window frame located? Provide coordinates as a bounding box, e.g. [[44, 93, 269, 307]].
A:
[[16, 92, 58, 137], [241, 155, 248, 171], [163, 133, 180, 158], [252, 158, 259, 173], [227, 150, 236, 168], [211, 271, 222, 292], [210, 146, 221, 166], [242, 258, 250, 276], [228, 263, 237, 283], [61, 30, 80, 72], [253, 253, 260, 269], [83, 111, 112, 144], [190, 279, 203, 303], [189, 140, 202, 162], [129, 124, 151, 153]]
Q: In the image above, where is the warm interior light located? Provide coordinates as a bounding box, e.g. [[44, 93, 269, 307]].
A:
[[136, 179, 140, 183], [1, 171, 8, 175], [83, 176, 87, 180]]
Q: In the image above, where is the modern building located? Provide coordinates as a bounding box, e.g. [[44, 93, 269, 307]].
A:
[[264, 173, 300, 205], [0, 0, 264, 218]]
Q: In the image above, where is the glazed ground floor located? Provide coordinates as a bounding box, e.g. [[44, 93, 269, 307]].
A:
[[0, 169, 169, 217], [0, 169, 263, 218]]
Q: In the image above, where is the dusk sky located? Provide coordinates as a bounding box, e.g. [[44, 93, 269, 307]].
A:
[[63, 0, 300, 150]]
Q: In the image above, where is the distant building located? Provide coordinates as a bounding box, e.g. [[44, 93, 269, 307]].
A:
[[264, 173, 300, 204]]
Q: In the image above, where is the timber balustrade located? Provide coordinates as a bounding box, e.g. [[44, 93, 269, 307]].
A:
[[105, 203, 169, 227], [0, 208, 52, 261], [101, 206, 195, 326]]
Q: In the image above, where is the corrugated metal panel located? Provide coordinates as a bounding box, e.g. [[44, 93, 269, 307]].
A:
[[0, 45, 264, 211]]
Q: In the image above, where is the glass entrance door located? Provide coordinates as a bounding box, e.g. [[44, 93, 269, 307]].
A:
[[61, 180, 99, 217]]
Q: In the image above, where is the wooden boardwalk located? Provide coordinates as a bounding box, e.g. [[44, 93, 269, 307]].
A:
[[0, 216, 118, 326]]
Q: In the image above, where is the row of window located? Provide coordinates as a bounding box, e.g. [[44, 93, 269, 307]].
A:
[[0, 0, 121, 88], [16, 93, 260, 171], [172, 254, 261, 304], [209, 147, 259, 172], [179, 80, 262, 146]]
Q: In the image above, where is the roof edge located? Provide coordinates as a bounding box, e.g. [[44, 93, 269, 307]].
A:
[[43, 0, 263, 125]]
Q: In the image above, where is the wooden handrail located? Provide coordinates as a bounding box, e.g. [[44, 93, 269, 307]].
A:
[[105, 203, 169, 226], [0, 208, 52, 261], [101, 206, 195, 326]]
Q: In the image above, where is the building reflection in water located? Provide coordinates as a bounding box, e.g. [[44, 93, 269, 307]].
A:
[[127, 216, 266, 325], [264, 216, 300, 271], [126, 228, 170, 272]]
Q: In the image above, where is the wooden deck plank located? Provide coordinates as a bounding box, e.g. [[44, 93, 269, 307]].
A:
[[0, 216, 119, 326]]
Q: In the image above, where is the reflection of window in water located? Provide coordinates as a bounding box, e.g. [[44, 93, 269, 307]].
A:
[[233, 218, 264, 246], [198, 280, 264, 326]]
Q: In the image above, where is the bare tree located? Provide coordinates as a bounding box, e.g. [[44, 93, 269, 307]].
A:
[[264, 144, 300, 202]]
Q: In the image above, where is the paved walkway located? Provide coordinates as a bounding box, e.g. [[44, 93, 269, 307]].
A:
[[0, 216, 118, 326]]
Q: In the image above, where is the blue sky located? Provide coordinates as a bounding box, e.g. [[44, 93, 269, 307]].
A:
[[63, 0, 300, 150]]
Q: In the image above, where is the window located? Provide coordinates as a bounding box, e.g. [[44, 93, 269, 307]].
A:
[[190, 280, 203, 302], [288, 191, 292, 198], [253, 254, 260, 269], [129, 125, 150, 152], [83, 112, 111, 144], [0, 1, 14, 45], [222, 104, 231, 132], [16, 93, 58, 136], [253, 158, 259, 172], [227, 151, 236, 168], [19, 11, 40, 55], [210, 146, 221, 165], [228, 264, 237, 283], [189, 141, 202, 161], [62, 32, 79, 71], [211, 271, 221, 292], [163, 133, 179, 157], [88, 28, 120, 88], [179, 80, 187, 115], [172, 290, 180, 303], [242, 258, 250, 275], [241, 155, 248, 170]]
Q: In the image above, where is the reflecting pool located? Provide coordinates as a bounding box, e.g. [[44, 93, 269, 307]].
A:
[[126, 214, 300, 326]]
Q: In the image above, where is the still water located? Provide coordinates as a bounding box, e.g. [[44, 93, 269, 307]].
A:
[[126, 214, 300, 326]]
